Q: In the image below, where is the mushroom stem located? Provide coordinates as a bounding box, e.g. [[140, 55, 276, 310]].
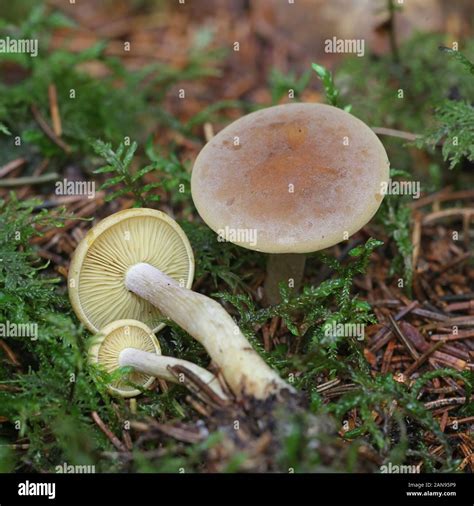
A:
[[118, 348, 229, 402], [125, 263, 293, 400], [263, 253, 306, 306]]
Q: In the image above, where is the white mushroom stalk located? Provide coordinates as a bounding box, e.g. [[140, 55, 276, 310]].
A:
[[125, 263, 292, 400], [118, 348, 229, 403]]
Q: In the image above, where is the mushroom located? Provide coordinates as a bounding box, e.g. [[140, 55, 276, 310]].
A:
[[89, 319, 230, 402], [69, 208, 195, 334], [69, 208, 291, 400], [191, 103, 390, 304]]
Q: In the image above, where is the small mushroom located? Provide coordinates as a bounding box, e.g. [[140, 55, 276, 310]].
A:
[[69, 208, 291, 400], [191, 103, 390, 304], [89, 319, 229, 402]]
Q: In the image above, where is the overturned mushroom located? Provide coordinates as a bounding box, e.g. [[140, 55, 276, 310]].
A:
[[89, 319, 229, 403], [69, 208, 195, 334], [69, 208, 292, 400], [191, 103, 390, 304]]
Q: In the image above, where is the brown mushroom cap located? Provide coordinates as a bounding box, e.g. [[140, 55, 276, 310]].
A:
[[191, 103, 390, 253]]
